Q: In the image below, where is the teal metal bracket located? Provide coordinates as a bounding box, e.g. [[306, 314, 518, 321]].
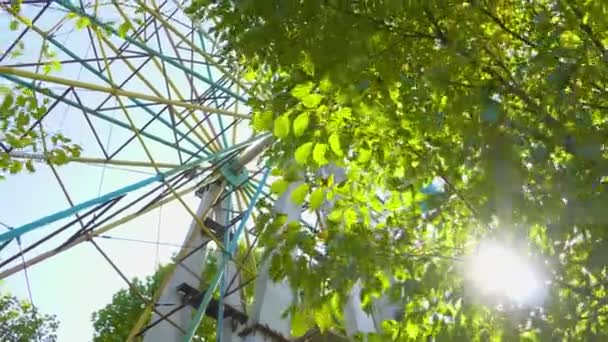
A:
[[219, 160, 248, 187]]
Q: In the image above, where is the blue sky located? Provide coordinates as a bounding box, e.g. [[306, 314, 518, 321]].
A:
[[0, 3, 253, 340]]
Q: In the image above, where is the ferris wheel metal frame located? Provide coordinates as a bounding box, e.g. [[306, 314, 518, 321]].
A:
[[0, 1, 397, 341]]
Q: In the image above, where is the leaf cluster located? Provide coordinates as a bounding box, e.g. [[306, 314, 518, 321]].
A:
[[189, 0, 608, 340], [0, 293, 59, 342], [0, 87, 82, 179]]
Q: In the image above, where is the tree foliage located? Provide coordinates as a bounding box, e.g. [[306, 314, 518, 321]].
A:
[[188, 1, 608, 340], [91, 264, 217, 342], [0, 293, 59, 342], [1, 1, 83, 180], [0, 86, 82, 179], [91, 267, 165, 342], [91, 245, 259, 342]]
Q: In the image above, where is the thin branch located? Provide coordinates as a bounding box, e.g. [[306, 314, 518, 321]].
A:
[[326, 2, 436, 40], [423, 6, 447, 45], [480, 7, 537, 47], [565, 0, 606, 54]]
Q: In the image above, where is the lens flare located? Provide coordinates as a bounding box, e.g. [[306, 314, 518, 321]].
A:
[[469, 241, 545, 305]]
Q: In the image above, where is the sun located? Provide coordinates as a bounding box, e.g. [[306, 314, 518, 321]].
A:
[[468, 241, 546, 305]]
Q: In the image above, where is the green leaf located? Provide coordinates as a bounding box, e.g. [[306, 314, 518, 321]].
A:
[[328, 209, 343, 223], [16, 112, 30, 127], [302, 93, 323, 108], [313, 303, 332, 333], [40, 60, 61, 75], [290, 183, 309, 205], [9, 161, 22, 174], [291, 309, 310, 336], [76, 16, 91, 30], [1, 93, 13, 112], [313, 143, 329, 165], [51, 60, 61, 72], [33, 106, 47, 120], [273, 115, 290, 138], [560, 30, 582, 48], [309, 188, 325, 210], [328, 132, 343, 156], [336, 107, 352, 119], [344, 208, 357, 227], [118, 21, 133, 39], [357, 148, 371, 164], [270, 179, 290, 195], [295, 142, 313, 165], [70, 145, 82, 158], [52, 149, 69, 165], [405, 320, 420, 338], [16, 95, 26, 106], [293, 113, 309, 137], [290, 82, 314, 99], [25, 160, 35, 173], [252, 111, 273, 131], [9, 20, 18, 31]]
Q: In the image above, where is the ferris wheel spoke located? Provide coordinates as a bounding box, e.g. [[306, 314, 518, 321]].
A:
[[0, 2, 281, 341], [0, 73, 199, 156], [0, 67, 247, 118], [141, 0, 253, 101], [3, 2, 250, 161], [0, 2, 50, 63], [110, 5, 228, 154], [55, 0, 248, 103], [5, 152, 181, 169], [146, 24, 224, 154], [1, 15, 231, 161], [90, 31, 222, 157]]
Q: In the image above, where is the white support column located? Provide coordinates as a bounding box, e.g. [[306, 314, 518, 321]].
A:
[[318, 165, 403, 338], [317, 166, 378, 337], [221, 260, 245, 342], [343, 281, 377, 337], [143, 183, 222, 342], [371, 294, 402, 331], [213, 189, 246, 342], [243, 181, 302, 341], [141, 137, 274, 342]]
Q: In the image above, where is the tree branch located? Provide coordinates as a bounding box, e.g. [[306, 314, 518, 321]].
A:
[[479, 7, 537, 47], [326, 2, 436, 40], [565, 0, 606, 55], [423, 6, 448, 45]]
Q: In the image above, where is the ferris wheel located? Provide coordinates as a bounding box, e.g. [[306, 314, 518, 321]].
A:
[[0, 1, 394, 341]]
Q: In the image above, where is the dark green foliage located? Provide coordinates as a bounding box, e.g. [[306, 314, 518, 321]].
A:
[[90, 265, 222, 342], [91, 267, 169, 342], [0, 293, 59, 342], [189, 1, 608, 340]]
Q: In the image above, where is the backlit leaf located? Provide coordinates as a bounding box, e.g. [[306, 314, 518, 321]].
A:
[[313, 143, 329, 165], [293, 113, 309, 137], [291, 82, 314, 99], [252, 111, 274, 131], [76, 16, 90, 30], [560, 31, 582, 49], [270, 179, 289, 194], [118, 21, 132, 38], [290, 183, 309, 205], [273, 115, 290, 138], [302, 94, 322, 108], [328, 132, 343, 156], [357, 148, 371, 163], [309, 188, 325, 210], [295, 142, 313, 165]]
